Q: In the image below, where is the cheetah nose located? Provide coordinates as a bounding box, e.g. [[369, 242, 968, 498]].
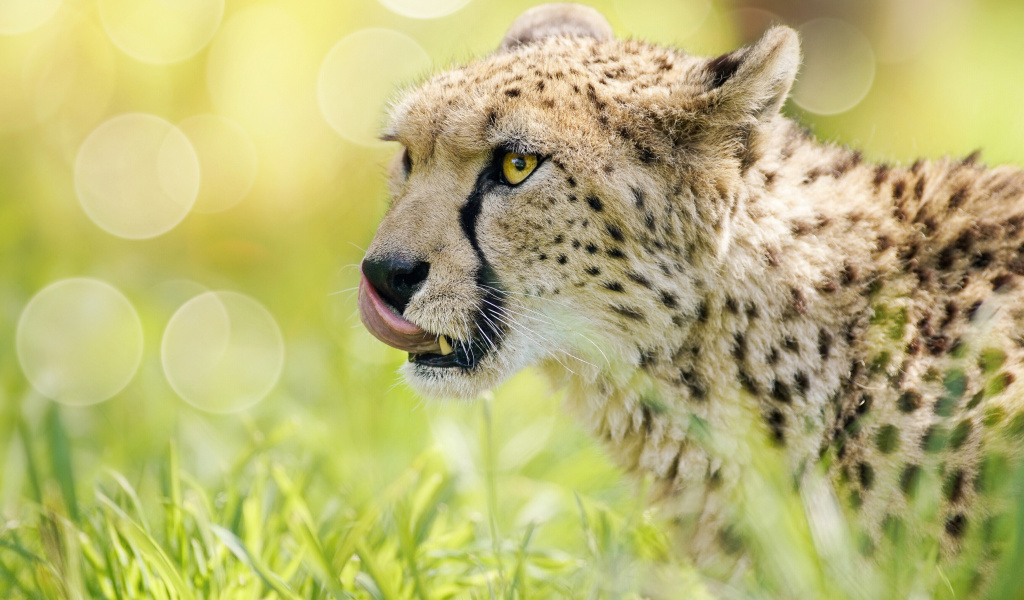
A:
[[361, 254, 430, 313]]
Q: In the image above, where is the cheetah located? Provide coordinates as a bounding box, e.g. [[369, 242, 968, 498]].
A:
[[356, 3, 1024, 589]]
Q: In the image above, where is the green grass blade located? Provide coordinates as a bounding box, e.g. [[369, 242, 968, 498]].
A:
[[113, 517, 195, 600], [45, 406, 78, 522], [210, 524, 304, 600]]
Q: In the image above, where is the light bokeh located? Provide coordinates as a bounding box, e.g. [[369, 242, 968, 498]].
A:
[[74, 113, 199, 239], [161, 291, 284, 414], [177, 115, 259, 213], [16, 278, 143, 406], [24, 18, 116, 154], [0, 34, 33, 134], [98, 0, 224, 63], [318, 28, 432, 146], [0, 0, 61, 35], [206, 6, 319, 139], [378, 0, 471, 20], [792, 19, 875, 116], [612, 0, 710, 44]]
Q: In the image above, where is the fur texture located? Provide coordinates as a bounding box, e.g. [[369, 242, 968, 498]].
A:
[[361, 3, 1024, 583]]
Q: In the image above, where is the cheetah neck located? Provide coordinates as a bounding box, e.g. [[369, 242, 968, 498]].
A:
[[546, 119, 916, 494]]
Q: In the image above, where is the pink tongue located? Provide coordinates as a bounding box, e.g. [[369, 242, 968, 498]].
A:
[[358, 275, 442, 354]]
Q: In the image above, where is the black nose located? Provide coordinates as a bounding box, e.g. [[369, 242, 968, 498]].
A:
[[362, 255, 430, 314]]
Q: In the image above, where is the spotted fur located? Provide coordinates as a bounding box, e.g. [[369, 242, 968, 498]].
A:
[[361, 3, 1024, 584]]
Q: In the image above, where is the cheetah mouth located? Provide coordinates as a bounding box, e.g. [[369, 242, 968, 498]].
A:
[[357, 274, 500, 370]]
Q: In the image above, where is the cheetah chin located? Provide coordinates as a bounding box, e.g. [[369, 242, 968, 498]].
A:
[[354, 1, 1024, 583]]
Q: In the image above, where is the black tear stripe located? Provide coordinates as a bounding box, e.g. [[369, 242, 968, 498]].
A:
[[457, 161, 507, 365]]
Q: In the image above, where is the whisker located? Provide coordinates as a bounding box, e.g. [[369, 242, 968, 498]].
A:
[[328, 286, 360, 297], [481, 298, 600, 370]]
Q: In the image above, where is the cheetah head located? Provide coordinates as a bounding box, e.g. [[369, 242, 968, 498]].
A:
[[358, 3, 800, 399]]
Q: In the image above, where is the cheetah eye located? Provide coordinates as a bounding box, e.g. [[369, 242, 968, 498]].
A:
[[500, 152, 538, 186], [401, 148, 412, 175]]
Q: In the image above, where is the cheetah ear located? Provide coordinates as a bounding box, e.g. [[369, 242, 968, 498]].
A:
[[499, 3, 614, 52], [701, 26, 800, 120]]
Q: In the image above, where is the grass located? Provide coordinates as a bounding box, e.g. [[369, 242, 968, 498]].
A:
[[6, 380, 1024, 599], [0, 388, 700, 600]]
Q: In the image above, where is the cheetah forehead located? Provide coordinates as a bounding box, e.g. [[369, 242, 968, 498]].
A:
[[385, 36, 702, 161]]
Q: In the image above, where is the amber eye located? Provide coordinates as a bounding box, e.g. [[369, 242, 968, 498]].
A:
[[501, 152, 538, 185]]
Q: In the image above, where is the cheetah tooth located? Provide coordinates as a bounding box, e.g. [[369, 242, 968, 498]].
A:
[[439, 336, 454, 356]]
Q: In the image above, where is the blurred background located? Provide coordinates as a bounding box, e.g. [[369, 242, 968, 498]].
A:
[[2, 0, 1024, 597]]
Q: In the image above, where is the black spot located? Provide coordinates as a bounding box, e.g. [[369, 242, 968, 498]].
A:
[[766, 409, 786, 445], [731, 333, 746, 361], [791, 288, 808, 315], [794, 372, 810, 395], [873, 164, 890, 187], [945, 514, 967, 538], [914, 177, 926, 199], [992, 272, 1014, 291], [631, 187, 645, 208], [783, 336, 799, 353], [696, 301, 708, 323], [897, 391, 922, 413], [611, 304, 645, 321], [770, 380, 792, 404], [949, 420, 972, 450], [738, 369, 758, 394], [893, 180, 906, 199], [857, 462, 875, 490], [659, 290, 677, 308], [504, 88, 521, 98], [943, 469, 966, 503], [626, 271, 651, 288], [557, 254, 567, 264], [585, 266, 600, 276], [818, 329, 833, 360], [856, 393, 873, 414], [644, 211, 656, 231], [585, 243, 598, 254], [949, 186, 968, 210], [900, 464, 921, 497], [725, 296, 739, 314], [602, 281, 625, 292], [567, 176, 577, 188], [586, 195, 603, 211], [875, 424, 899, 454], [606, 224, 624, 242], [607, 248, 627, 259]]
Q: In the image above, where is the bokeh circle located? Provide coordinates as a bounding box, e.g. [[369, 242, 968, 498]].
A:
[[162, 291, 284, 413], [98, 0, 224, 64], [792, 19, 876, 116], [378, 0, 470, 20], [17, 278, 143, 406], [177, 115, 259, 213], [318, 28, 431, 146], [613, 0, 710, 43], [75, 113, 199, 239], [0, 0, 61, 35]]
